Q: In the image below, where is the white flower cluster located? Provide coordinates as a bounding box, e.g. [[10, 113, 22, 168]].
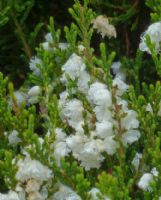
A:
[[16, 156, 52, 182], [60, 53, 90, 94], [53, 53, 140, 170], [139, 22, 161, 54], [15, 156, 53, 200], [0, 156, 53, 200]]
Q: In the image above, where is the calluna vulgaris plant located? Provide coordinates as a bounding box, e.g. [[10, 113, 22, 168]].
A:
[[0, 0, 161, 199]]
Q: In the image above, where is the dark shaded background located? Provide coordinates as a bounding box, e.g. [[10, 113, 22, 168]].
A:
[[0, 0, 152, 87]]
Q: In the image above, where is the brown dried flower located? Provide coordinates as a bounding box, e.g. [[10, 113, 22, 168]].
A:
[[91, 15, 117, 39]]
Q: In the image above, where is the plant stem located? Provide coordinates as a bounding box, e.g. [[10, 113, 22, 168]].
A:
[[11, 11, 32, 59]]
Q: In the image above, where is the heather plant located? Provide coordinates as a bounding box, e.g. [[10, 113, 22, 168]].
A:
[[0, 0, 161, 200]]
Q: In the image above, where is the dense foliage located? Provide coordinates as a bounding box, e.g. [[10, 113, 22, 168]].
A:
[[0, 0, 161, 199]]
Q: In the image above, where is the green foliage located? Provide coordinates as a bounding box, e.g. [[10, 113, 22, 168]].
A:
[[55, 160, 91, 199], [0, 151, 17, 189], [146, 0, 161, 21], [0, 0, 161, 199], [96, 172, 119, 199]]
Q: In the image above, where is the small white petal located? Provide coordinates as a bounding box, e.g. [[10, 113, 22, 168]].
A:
[[121, 110, 139, 130], [113, 77, 129, 96], [29, 57, 42, 76], [132, 153, 142, 170], [8, 130, 21, 145], [151, 167, 159, 177], [146, 103, 153, 113], [138, 173, 153, 191], [103, 136, 117, 155], [122, 130, 140, 145], [95, 121, 113, 139], [52, 184, 82, 200], [28, 86, 41, 97]]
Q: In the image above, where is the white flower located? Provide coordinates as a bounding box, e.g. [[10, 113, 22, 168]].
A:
[[0, 191, 20, 200], [78, 44, 85, 53], [121, 110, 139, 130], [8, 130, 21, 145], [52, 184, 82, 200], [92, 15, 117, 39], [151, 167, 159, 177], [16, 156, 53, 183], [59, 91, 69, 104], [94, 105, 112, 122], [28, 86, 41, 97], [88, 188, 110, 200], [66, 133, 89, 158], [94, 139, 106, 152], [103, 136, 117, 155], [43, 33, 69, 51], [66, 134, 88, 156], [122, 130, 140, 145], [138, 173, 153, 191], [88, 188, 101, 200], [45, 33, 53, 43], [59, 43, 70, 50], [111, 61, 126, 81], [42, 42, 54, 51], [74, 140, 104, 170], [111, 61, 121, 74], [53, 128, 70, 165], [131, 153, 142, 170], [139, 22, 161, 54], [61, 53, 90, 94], [40, 185, 48, 200], [92, 87, 112, 107], [112, 77, 129, 96], [146, 103, 153, 113], [61, 53, 86, 82], [95, 120, 113, 139], [43, 42, 69, 52], [62, 99, 84, 132], [29, 56, 42, 76], [28, 86, 41, 104], [67, 135, 104, 170], [88, 82, 112, 107], [116, 98, 128, 112], [77, 70, 90, 94], [58, 91, 69, 112], [88, 82, 112, 122]]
